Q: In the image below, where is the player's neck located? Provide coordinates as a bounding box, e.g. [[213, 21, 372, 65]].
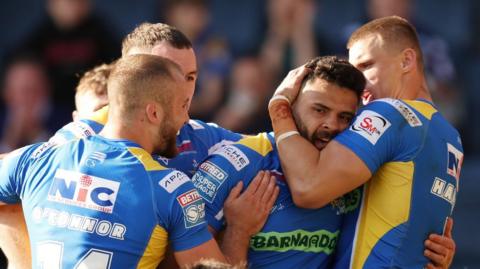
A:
[[397, 72, 433, 102], [100, 121, 154, 154]]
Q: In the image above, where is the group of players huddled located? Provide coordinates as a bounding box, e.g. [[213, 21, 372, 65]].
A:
[[0, 16, 461, 269]]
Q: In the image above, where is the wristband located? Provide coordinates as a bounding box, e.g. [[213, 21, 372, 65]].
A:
[[276, 131, 300, 147]]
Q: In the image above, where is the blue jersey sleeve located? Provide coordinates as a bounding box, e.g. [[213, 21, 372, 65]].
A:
[[0, 145, 35, 203], [187, 120, 242, 152], [334, 99, 423, 173], [191, 144, 262, 232], [48, 106, 107, 144], [153, 169, 212, 251]]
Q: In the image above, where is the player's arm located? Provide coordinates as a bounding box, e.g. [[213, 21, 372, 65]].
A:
[[269, 97, 371, 207], [0, 150, 32, 268], [268, 65, 381, 208], [0, 146, 32, 206], [191, 142, 278, 264], [155, 170, 228, 267], [220, 171, 279, 265], [279, 136, 370, 208], [174, 238, 226, 267]]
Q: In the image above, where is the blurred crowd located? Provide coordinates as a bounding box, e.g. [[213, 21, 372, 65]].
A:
[[0, 0, 478, 154]]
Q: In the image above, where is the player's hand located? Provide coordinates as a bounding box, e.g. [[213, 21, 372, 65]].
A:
[[270, 65, 311, 105], [424, 217, 456, 269], [223, 171, 279, 236]]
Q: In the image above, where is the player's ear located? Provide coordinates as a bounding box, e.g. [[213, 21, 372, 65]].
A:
[[72, 110, 79, 121], [145, 102, 164, 125], [400, 48, 416, 73]]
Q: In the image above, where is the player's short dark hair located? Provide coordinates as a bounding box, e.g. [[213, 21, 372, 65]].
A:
[[121, 22, 192, 56], [303, 56, 366, 101]]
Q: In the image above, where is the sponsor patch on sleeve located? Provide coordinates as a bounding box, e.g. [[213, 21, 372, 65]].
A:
[[176, 189, 206, 228], [447, 143, 463, 182], [66, 121, 97, 138], [188, 120, 205, 130], [212, 145, 249, 171], [159, 170, 190, 193], [191, 161, 228, 203], [350, 110, 391, 145], [383, 99, 422, 127]]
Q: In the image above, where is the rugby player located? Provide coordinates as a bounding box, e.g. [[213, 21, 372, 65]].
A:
[[192, 56, 365, 268], [268, 16, 460, 268], [0, 54, 229, 268]]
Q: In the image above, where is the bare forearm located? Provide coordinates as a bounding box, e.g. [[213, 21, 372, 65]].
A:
[[268, 101, 323, 204], [221, 227, 249, 266]]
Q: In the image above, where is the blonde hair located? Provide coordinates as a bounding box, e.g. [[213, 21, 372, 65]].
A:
[[75, 63, 113, 100], [107, 54, 182, 121], [347, 16, 424, 69]]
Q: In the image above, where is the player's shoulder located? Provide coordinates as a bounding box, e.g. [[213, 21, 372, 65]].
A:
[[234, 132, 275, 156], [3, 143, 40, 164], [154, 168, 192, 195], [49, 120, 99, 144], [353, 98, 426, 132], [48, 107, 108, 145], [181, 119, 242, 140], [209, 132, 274, 171], [126, 146, 167, 172], [364, 98, 430, 126]]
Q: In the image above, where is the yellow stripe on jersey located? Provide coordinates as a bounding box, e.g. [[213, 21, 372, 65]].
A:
[[136, 225, 169, 269], [237, 133, 273, 157], [403, 100, 437, 120], [128, 147, 166, 171], [88, 105, 109, 125], [352, 161, 414, 268]]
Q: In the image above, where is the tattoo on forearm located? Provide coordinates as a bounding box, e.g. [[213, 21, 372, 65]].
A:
[[270, 102, 292, 121]]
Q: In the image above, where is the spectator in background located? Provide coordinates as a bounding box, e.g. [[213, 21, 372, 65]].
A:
[[163, 0, 232, 122], [17, 0, 118, 116], [213, 57, 271, 133], [213, 0, 318, 133], [0, 55, 53, 153], [260, 0, 317, 83], [342, 0, 464, 127]]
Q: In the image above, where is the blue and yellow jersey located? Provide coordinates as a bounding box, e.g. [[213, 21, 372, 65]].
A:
[[158, 120, 243, 177], [0, 135, 211, 269], [334, 98, 464, 268], [50, 107, 242, 177], [48, 106, 109, 144], [192, 132, 361, 269]]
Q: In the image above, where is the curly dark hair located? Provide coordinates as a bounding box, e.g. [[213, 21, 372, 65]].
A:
[[303, 56, 366, 101]]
